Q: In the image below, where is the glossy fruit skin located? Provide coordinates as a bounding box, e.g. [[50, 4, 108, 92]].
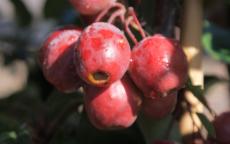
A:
[[142, 91, 177, 119], [75, 22, 131, 87], [213, 111, 230, 144], [129, 34, 188, 98], [84, 76, 142, 130], [39, 26, 82, 93], [69, 0, 116, 16]]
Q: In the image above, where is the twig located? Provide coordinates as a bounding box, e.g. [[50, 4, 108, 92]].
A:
[[185, 99, 206, 142], [125, 16, 138, 45], [95, 2, 126, 22], [108, 9, 126, 24], [128, 7, 146, 38]]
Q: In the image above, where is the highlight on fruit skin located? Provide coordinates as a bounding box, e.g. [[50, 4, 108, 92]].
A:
[[75, 22, 131, 87], [213, 111, 230, 144], [39, 26, 82, 93], [69, 0, 116, 16], [84, 75, 142, 130], [142, 91, 178, 119], [129, 34, 188, 99]]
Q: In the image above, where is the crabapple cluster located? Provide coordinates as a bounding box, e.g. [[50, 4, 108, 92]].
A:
[[39, 1, 188, 130]]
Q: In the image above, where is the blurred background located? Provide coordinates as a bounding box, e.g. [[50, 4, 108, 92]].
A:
[[0, 0, 229, 144]]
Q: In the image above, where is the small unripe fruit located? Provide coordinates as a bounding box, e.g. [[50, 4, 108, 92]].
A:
[[129, 34, 188, 98], [39, 26, 82, 93], [84, 76, 142, 130], [142, 91, 177, 119], [69, 0, 116, 16], [75, 22, 131, 87], [213, 111, 230, 144]]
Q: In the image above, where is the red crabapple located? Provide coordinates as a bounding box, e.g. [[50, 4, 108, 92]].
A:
[[39, 26, 82, 93], [75, 22, 131, 87], [69, 0, 116, 16], [129, 34, 188, 98], [84, 76, 142, 130], [142, 91, 177, 119], [213, 111, 230, 144]]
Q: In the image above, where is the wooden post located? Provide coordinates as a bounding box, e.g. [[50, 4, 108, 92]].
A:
[[180, 0, 204, 142]]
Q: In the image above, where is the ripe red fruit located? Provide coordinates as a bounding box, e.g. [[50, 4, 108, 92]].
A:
[[129, 34, 188, 98], [84, 76, 142, 130], [142, 91, 177, 119], [39, 26, 82, 93], [213, 111, 230, 144], [75, 22, 131, 87], [69, 0, 116, 16]]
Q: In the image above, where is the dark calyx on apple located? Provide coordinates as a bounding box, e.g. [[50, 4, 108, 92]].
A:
[[75, 22, 131, 87]]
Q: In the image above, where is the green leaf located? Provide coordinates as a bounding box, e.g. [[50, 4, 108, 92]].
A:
[[196, 113, 216, 138], [202, 20, 230, 63], [187, 84, 203, 100], [0, 127, 30, 144], [9, 0, 32, 26], [137, 114, 181, 144], [0, 131, 16, 143], [186, 80, 204, 103], [186, 80, 213, 114]]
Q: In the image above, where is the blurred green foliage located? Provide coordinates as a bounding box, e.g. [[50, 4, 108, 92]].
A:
[[202, 21, 230, 63]]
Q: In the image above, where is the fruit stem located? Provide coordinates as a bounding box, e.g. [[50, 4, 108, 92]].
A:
[[95, 2, 126, 22], [125, 16, 138, 45], [107, 8, 126, 24], [128, 7, 146, 38]]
